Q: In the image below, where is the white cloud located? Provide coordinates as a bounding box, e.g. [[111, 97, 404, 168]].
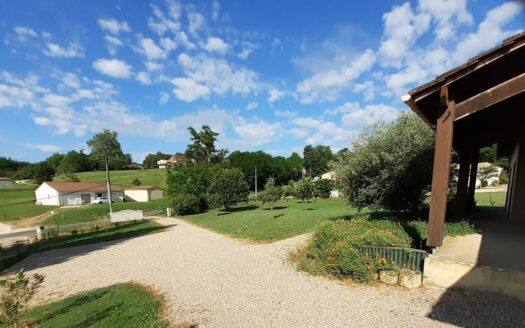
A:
[[187, 11, 205, 36], [97, 18, 131, 35], [453, 1, 522, 63], [13, 26, 38, 41], [145, 61, 163, 72], [274, 110, 297, 118], [148, 3, 181, 36], [171, 77, 210, 101], [246, 102, 258, 111], [296, 49, 375, 103], [171, 53, 257, 101], [268, 88, 284, 103], [212, 0, 220, 21], [138, 38, 166, 60], [24, 143, 60, 152], [377, 3, 430, 67], [43, 42, 84, 58], [204, 36, 229, 54], [92, 58, 133, 78], [418, 0, 473, 41], [60, 72, 81, 89], [237, 42, 257, 59], [104, 35, 123, 55], [232, 120, 281, 146], [353, 80, 376, 101], [136, 71, 152, 85]]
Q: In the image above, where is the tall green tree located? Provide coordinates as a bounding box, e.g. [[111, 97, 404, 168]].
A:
[[207, 168, 249, 210], [260, 178, 282, 211], [87, 129, 130, 170], [44, 153, 65, 171], [332, 113, 434, 213], [184, 125, 227, 163], [32, 162, 54, 184], [56, 150, 92, 174], [303, 145, 333, 177], [293, 178, 315, 210]]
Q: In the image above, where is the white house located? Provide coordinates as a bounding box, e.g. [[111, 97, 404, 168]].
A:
[[35, 181, 124, 206], [0, 177, 13, 188], [124, 185, 164, 202], [157, 155, 191, 168]]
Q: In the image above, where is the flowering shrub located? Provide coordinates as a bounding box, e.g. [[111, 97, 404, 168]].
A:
[[295, 216, 411, 283]]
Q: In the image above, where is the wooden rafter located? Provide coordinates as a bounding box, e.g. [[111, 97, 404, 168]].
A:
[[454, 72, 525, 121]]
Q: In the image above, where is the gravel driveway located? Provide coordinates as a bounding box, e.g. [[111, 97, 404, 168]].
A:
[[9, 218, 524, 328]]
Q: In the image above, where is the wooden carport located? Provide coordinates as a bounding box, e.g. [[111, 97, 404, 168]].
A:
[[403, 32, 525, 247]]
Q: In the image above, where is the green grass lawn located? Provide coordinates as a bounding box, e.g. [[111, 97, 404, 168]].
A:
[[181, 198, 357, 241], [36, 220, 166, 252], [54, 168, 167, 188], [0, 185, 57, 222], [474, 191, 506, 207], [44, 198, 170, 225], [27, 283, 169, 328]]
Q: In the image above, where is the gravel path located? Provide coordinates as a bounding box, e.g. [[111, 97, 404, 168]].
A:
[[8, 218, 524, 328]]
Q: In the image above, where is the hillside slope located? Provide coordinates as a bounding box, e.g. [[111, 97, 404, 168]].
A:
[[54, 169, 167, 188]]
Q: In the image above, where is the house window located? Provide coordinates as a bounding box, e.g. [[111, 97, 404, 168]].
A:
[[97, 193, 102, 197]]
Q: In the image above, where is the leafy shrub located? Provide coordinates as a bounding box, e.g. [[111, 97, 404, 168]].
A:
[[331, 113, 434, 213], [131, 178, 141, 186], [292, 178, 315, 209], [297, 218, 411, 283], [260, 178, 282, 210], [64, 173, 80, 182], [0, 270, 44, 327], [314, 179, 334, 199], [207, 168, 249, 210], [481, 180, 488, 187], [166, 164, 220, 212], [172, 194, 201, 215], [499, 170, 509, 184]]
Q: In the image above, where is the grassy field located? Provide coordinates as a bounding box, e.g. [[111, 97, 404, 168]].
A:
[[27, 283, 169, 328], [0, 184, 57, 222], [36, 220, 166, 251], [54, 168, 167, 188], [44, 198, 170, 225], [181, 198, 357, 241], [474, 191, 506, 207]]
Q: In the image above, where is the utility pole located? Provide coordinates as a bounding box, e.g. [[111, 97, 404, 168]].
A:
[[254, 165, 258, 199], [105, 156, 113, 215]]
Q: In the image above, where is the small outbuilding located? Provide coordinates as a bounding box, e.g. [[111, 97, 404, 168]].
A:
[[35, 181, 124, 206], [0, 177, 13, 188], [124, 185, 164, 202]]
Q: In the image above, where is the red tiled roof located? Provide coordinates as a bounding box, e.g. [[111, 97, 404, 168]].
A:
[[125, 185, 162, 191], [43, 181, 122, 192]]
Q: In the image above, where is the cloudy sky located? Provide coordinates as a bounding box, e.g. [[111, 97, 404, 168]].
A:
[[0, 0, 523, 162]]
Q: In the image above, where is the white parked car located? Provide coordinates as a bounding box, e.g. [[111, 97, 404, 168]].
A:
[[91, 197, 114, 204]]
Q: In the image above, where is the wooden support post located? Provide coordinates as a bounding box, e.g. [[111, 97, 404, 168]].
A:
[[427, 86, 455, 247], [456, 150, 471, 218], [467, 148, 479, 211]]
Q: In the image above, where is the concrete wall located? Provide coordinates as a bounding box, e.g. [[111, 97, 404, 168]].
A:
[[124, 189, 163, 202], [0, 180, 13, 188], [424, 256, 525, 302], [150, 189, 163, 200], [124, 190, 149, 202], [35, 183, 123, 206], [35, 183, 61, 205]]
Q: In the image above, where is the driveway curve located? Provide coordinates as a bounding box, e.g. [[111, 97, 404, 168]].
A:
[[9, 218, 524, 328]]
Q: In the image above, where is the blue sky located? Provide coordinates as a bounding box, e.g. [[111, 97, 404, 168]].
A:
[[0, 0, 523, 163]]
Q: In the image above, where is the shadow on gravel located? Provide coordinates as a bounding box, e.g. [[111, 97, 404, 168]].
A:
[[427, 289, 525, 328], [5, 223, 174, 273]]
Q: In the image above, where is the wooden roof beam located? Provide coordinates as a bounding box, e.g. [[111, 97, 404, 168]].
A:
[[454, 71, 525, 121]]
